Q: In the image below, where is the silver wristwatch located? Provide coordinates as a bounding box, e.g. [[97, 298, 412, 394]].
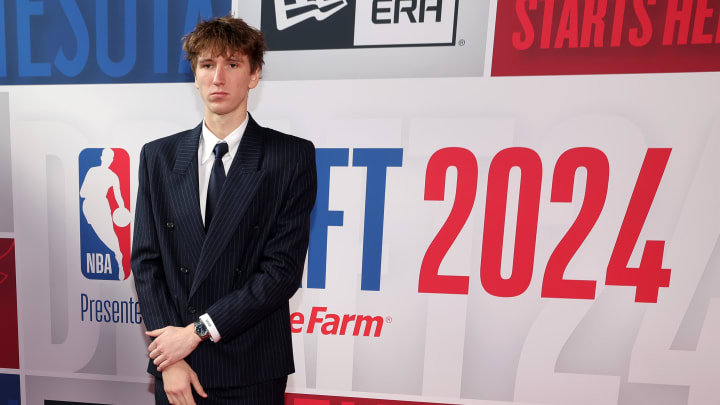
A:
[[193, 320, 211, 341]]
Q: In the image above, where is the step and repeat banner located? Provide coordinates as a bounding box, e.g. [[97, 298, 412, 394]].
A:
[[1, 1, 719, 404]]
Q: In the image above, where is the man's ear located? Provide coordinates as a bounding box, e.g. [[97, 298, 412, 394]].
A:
[[249, 68, 261, 89]]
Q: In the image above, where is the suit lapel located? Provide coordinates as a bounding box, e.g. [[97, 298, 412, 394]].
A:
[[169, 123, 205, 268], [190, 116, 266, 298]]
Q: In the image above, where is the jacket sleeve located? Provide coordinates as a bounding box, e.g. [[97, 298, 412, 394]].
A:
[[131, 145, 183, 331], [205, 140, 317, 341]]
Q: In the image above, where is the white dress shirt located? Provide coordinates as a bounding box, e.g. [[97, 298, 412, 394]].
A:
[[198, 115, 248, 223], [197, 113, 249, 342]]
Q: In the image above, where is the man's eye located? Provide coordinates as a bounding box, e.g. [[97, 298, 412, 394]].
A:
[[201, 64, 212, 69], [229, 64, 238, 68]]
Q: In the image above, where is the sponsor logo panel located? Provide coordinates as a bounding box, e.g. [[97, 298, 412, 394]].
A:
[[492, 0, 720, 76], [45, 401, 111, 405], [78, 148, 130, 281], [240, 0, 488, 79], [0, 239, 19, 369], [262, 0, 459, 50]]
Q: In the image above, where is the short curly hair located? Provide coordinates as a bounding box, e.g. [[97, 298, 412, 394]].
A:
[[182, 15, 266, 74]]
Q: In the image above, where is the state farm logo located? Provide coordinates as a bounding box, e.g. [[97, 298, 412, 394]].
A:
[[291, 306, 388, 337], [263, 0, 459, 50], [78, 148, 131, 281], [275, 0, 348, 30]]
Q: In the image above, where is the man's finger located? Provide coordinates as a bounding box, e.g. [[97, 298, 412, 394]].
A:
[[165, 391, 178, 405], [171, 391, 188, 405], [157, 358, 172, 372], [153, 354, 165, 367], [190, 372, 208, 398], [146, 327, 167, 337], [149, 348, 159, 360], [182, 388, 196, 405]]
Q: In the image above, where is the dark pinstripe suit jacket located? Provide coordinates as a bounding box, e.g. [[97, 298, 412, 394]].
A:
[[131, 115, 317, 388]]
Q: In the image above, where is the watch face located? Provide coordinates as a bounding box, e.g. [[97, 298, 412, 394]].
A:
[[195, 321, 207, 337]]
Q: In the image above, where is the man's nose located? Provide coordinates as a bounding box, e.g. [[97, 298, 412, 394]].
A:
[[213, 66, 225, 84]]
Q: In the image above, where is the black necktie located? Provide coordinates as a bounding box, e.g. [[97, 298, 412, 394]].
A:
[[205, 142, 229, 231]]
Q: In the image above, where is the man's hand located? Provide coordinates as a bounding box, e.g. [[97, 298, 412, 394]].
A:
[[160, 360, 207, 405], [147, 324, 201, 371]]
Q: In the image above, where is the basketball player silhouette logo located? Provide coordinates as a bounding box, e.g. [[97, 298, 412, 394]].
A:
[[79, 148, 131, 281]]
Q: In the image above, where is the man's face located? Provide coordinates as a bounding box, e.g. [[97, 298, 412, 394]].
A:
[[194, 50, 259, 118]]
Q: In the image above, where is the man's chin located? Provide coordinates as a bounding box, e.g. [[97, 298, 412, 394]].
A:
[[207, 106, 235, 117]]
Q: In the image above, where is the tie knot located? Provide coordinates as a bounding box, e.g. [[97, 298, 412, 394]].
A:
[[214, 142, 229, 160]]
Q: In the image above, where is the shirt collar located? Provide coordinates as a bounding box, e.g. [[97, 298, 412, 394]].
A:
[[200, 113, 249, 165]]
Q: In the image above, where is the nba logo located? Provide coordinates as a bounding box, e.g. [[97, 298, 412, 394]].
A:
[[79, 148, 131, 281]]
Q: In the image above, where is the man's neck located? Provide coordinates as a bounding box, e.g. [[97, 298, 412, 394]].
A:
[[204, 109, 247, 140]]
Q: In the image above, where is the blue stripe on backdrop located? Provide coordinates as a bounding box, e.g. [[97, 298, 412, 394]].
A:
[[0, 373, 20, 405], [0, 0, 231, 85]]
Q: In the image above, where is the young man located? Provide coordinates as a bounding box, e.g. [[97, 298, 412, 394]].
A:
[[131, 16, 317, 405]]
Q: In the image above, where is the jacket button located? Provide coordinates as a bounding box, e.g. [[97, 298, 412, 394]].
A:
[[166, 222, 175, 229], [253, 224, 259, 230], [235, 267, 242, 274], [179, 267, 188, 274], [188, 306, 196, 314]]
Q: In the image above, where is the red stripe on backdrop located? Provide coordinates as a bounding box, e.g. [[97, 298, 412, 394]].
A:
[[492, 0, 720, 76], [0, 238, 19, 369]]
